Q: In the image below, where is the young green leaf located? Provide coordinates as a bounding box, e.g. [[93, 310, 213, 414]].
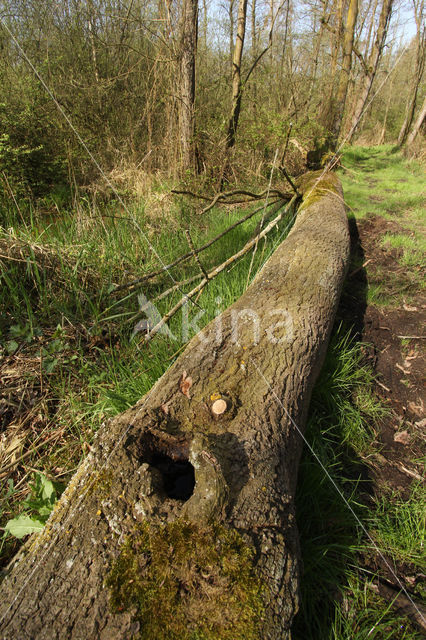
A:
[[5, 515, 45, 539]]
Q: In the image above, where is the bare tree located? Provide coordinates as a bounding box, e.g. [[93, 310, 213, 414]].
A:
[[226, 0, 249, 151], [319, 0, 360, 149], [397, 0, 425, 146], [346, 0, 394, 142], [406, 93, 426, 146], [329, 0, 359, 146], [178, 0, 199, 171]]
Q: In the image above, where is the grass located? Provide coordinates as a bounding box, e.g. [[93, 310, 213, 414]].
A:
[[340, 145, 425, 223], [339, 144, 425, 307], [1, 147, 425, 637], [381, 233, 426, 269]]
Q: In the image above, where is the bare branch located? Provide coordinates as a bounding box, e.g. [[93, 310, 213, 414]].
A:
[[110, 198, 282, 294], [145, 195, 298, 341]]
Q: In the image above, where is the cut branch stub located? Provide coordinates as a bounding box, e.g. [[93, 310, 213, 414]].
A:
[[211, 398, 228, 417]]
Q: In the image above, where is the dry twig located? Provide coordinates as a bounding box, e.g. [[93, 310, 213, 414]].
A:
[[144, 194, 298, 341]]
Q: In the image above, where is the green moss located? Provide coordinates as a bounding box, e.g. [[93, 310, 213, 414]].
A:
[[296, 171, 341, 210], [105, 520, 265, 640], [86, 467, 114, 500]]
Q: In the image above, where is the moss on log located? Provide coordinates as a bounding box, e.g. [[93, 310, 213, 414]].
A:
[[0, 171, 350, 640]]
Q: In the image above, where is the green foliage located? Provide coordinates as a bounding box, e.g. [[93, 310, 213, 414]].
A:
[[106, 520, 264, 640], [0, 102, 66, 201], [5, 473, 64, 539]]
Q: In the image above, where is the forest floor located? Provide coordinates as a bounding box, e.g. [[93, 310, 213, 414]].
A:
[[0, 145, 424, 638], [331, 146, 425, 636]]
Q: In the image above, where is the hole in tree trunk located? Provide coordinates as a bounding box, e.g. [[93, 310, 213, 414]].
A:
[[150, 453, 195, 501]]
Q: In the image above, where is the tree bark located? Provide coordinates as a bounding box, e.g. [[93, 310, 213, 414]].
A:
[[406, 93, 426, 146], [346, 0, 394, 142], [178, 0, 198, 172], [226, 0, 248, 150], [397, 0, 425, 146], [0, 172, 350, 640], [329, 0, 359, 146]]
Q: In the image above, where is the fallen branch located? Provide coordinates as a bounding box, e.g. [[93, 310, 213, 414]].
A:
[[145, 195, 298, 341], [369, 580, 426, 633], [0, 171, 350, 640], [172, 187, 291, 215], [111, 198, 283, 294]]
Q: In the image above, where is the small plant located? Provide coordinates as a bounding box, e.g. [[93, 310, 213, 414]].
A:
[[4, 473, 64, 539]]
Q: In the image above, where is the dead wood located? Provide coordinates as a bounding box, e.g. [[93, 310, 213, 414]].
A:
[[0, 171, 350, 640]]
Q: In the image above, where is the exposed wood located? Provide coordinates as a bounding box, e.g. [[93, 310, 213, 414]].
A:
[[0, 172, 350, 640]]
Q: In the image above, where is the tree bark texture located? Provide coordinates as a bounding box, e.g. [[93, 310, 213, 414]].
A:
[[406, 93, 426, 146], [226, 0, 248, 150], [397, 1, 425, 146], [0, 172, 350, 640], [178, 0, 198, 171]]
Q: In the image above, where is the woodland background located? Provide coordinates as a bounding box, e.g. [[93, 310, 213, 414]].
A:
[[0, 0, 424, 203]]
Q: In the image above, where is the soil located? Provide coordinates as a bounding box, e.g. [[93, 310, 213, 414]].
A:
[[355, 216, 425, 491], [338, 213, 425, 604]]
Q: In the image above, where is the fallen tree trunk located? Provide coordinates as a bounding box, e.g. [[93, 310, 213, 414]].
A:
[[0, 171, 350, 640]]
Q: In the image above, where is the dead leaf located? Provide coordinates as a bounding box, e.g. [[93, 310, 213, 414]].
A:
[[179, 370, 192, 399], [414, 417, 426, 429], [160, 403, 169, 415], [403, 304, 418, 311], [394, 430, 410, 444], [408, 399, 424, 416]]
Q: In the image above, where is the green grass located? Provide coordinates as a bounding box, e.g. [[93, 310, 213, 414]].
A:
[[340, 145, 425, 228], [381, 233, 426, 269], [339, 145, 425, 307], [294, 327, 424, 639], [0, 189, 296, 563]]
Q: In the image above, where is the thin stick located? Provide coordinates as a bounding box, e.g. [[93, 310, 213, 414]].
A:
[[185, 229, 209, 280], [145, 195, 298, 342], [126, 272, 204, 325], [279, 165, 301, 197], [199, 188, 288, 216], [280, 123, 293, 167], [111, 199, 281, 294]]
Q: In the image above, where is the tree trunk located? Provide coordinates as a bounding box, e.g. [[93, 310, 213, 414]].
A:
[[226, 0, 248, 150], [178, 0, 198, 172], [406, 94, 426, 146], [397, 0, 425, 146], [329, 0, 359, 146], [346, 0, 394, 142], [0, 172, 350, 640]]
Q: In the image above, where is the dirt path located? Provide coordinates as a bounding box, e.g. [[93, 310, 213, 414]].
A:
[[356, 215, 425, 495], [337, 148, 425, 621]]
